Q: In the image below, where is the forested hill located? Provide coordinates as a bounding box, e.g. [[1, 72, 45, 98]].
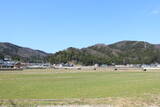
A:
[[1, 41, 160, 65], [48, 41, 160, 65], [0, 42, 48, 62]]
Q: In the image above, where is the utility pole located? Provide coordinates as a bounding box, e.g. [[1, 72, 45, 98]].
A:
[[144, 42, 147, 49]]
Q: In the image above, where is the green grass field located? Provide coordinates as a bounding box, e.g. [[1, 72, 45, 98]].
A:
[[0, 69, 160, 106]]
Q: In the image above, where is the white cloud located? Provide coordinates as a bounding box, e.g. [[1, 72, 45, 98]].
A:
[[151, 10, 160, 15]]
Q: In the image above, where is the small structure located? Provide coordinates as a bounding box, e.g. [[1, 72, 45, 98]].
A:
[[14, 62, 22, 69], [4, 56, 12, 61], [94, 64, 99, 68], [0, 57, 24, 71]]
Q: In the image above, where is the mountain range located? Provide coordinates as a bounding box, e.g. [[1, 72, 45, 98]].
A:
[[1, 41, 160, 65], [48, 41, 160, 65], [0, 42, 48, 62]]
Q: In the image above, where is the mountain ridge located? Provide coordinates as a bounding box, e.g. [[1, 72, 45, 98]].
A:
[[0, 42, 48, 62], [48, 40, 160, 65], [1, 40, 160, 65]]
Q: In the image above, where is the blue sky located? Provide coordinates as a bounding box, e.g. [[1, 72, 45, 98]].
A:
[[0, 0, 160, 53]]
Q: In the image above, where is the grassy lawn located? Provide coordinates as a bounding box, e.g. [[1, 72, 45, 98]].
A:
[[0, 69, 160, 106]]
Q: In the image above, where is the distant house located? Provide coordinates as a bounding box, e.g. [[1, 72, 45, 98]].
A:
[[14, 62, 22, 69], [2, 61, 15, 68], [4, 56, 12, 61], [0, 57, 16, 68]]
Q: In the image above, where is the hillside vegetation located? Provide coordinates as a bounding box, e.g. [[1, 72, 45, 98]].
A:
[[0, 42, 48, 62], [48, 41, 160, 65], [1, 41, 160, 65]]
